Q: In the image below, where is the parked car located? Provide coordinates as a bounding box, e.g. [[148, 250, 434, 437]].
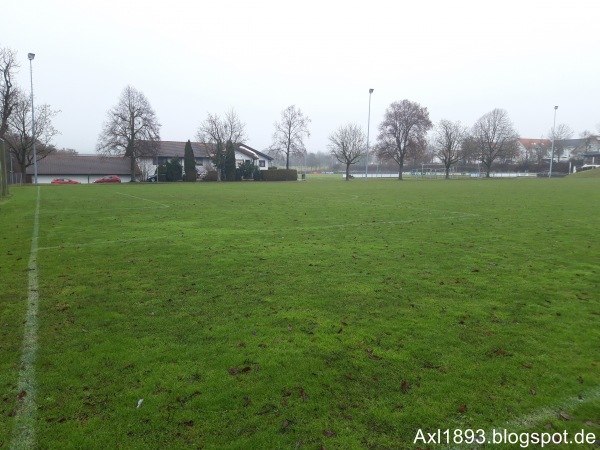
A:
[[51, 178, 81, 184], [147, 174, 158, 182], [94, 175, 122, 183]]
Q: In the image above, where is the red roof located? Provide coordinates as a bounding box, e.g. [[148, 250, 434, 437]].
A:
[[518, 138, 551, 149]]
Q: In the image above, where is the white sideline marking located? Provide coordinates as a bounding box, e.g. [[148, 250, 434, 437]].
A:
[[502, 385, 600, 430], [115, 191, 170, 208], [35, 213, 479, 252], [11, 187, 41, 449], [37, 235, 172, 251], [444, 386, 600, 450]]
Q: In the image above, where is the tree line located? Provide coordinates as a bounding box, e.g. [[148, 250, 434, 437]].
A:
[[2, 42, 597, 185], [95, 86, 313, 181], [94, 87, 520, 182], [331, 103, 534, 180], [0, 46, 60, 187], [90, 86, 600, 182]]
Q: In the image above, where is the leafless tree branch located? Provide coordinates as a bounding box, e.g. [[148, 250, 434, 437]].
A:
[[0, 46, 19, 139], [270, 105, 310, 170], [96, 85, 161, 180], [375, 100, 432, 180], [432, 119, 468, 178], [328, 123, 365, 180], [196, 108, 247, 181], [547, 123, 573, 160], [4, 90, 60, 177], [471, 108, 519, 177]]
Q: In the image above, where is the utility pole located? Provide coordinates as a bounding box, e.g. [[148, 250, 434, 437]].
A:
[[549, 106, 558, 178]]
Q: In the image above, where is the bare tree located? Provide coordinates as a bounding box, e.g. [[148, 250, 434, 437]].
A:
[[270, 105, 310, 170], [0, 46, 19, 139], [471, 109, 519, 177], [197, 109, 247, 145], [460, 135, 481, 166], [414, 142, 435, 166], [548, 123, 573, 142], [197, 108, 247, 181], [0, 47, 19, 194], [306, 152, 320, 171], [432, 119, 468, 179], [518, 140, 551, 165], [579, 130, 592, 138], [569, 130, 597, 159], [97, 85, 161, 180], [375, 100, 432, 180], [4, 90, 60, 178], [328, 123, 366, 180], [547, 123, 573, 161], [137, 158, 155, 182]]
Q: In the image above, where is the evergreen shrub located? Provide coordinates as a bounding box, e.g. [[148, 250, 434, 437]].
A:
[[165, 158, 183, 181], [203, 170, 218, 181]]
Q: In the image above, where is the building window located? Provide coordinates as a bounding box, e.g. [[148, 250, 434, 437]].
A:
[[259, 160, 265, 167]]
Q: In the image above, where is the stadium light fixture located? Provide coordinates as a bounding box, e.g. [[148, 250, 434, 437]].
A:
[[365, 88, 374, 180], [28, 53, 38, 184], [549, 105, 558, 178]]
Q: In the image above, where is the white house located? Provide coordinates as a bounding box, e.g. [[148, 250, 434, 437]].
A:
[[517, 136, 600, 163], [556, 136, 600, 161], [146, 141, 273, 178], [516, 138, 552, 163]]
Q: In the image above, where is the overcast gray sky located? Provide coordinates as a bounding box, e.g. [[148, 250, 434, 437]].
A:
[[4, 0, 599, 154]]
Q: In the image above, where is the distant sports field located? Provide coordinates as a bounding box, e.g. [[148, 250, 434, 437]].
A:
[[1, 176, 599, 449]]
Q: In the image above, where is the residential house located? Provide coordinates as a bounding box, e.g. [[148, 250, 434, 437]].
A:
[[146, 141, 273, 176], [516, 138, 552, 163], [517, 136, 600, 163], [557, 136, 600, 162], [25, 153, 136, 184]]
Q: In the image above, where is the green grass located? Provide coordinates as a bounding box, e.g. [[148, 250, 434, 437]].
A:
[[1, 177, 599, 449], [569, 168, 600, 178]]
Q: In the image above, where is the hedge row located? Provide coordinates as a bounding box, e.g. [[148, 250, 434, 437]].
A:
[[260, 169, 298, 181], [202, 169, 298, 182]]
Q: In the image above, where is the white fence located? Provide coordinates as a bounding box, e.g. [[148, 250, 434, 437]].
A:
[[344, 172, 538, 179]]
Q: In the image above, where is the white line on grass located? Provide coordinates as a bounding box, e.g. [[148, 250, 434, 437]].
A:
[[501, 385, 600, 430], [11, 186, 41, 449], [37, 235, 172, 251], [35, 213, 479, 252], [115, 191, 170, 207], [38, 206, 166, 213], [443, 385, 600, 450]]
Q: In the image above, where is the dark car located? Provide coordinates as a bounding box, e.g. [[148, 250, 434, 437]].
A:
[[51, 178, 81, 184], [94, 175, 122, 183]]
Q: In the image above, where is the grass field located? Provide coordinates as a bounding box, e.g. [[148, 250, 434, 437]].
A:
[[1, 176, 599, 449], [570, 168, 600, 179]]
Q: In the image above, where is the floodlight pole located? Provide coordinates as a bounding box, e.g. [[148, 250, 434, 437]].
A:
[[304, 149, 307, 181], [549, 105, 558, 178], [365, 88, 374, 180], [28, 53, 38, 184]]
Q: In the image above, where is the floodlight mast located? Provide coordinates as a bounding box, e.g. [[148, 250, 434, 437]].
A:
[[28, 53, 38, 184], [549, 105, 558, 178], [365, 88, 374, 180]]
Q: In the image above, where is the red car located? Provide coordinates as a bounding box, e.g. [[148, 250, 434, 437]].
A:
[[94, 175, 122, 183], [51, 178, 80, 184]]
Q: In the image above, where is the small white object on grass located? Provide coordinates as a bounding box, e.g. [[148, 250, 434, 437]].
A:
[[136, 399, 144, 409]]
